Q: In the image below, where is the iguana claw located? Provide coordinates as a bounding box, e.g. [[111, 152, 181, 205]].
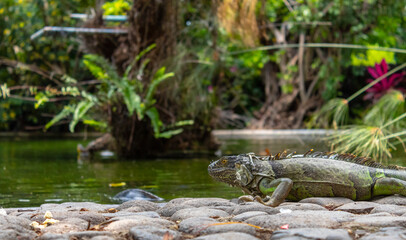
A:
[[238, 195, 255, 203]]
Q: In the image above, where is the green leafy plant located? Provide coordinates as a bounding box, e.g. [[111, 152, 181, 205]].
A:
[[102, 0, 131, 15], [327, 84, 406, 161], [309, 98, 349, 129], [45, 45, 191, 138], [311, 62, 406, 129], [351, 47, 396, 67], [329, 110, 406, 161], [364, 90, 405, 128], [0, 0, 93, 130]]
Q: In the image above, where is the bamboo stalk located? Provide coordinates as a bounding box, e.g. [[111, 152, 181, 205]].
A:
[[230, 43, 406, 55], [31, 26, 128, 40], [346, 63, 406, 103], [70, 13, 128, 22]]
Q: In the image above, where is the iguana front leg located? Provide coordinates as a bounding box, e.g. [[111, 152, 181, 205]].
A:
[[256, 178, 293, 207]]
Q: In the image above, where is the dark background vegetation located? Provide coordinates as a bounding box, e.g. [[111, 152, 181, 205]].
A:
[[0, 0, 405, 158]]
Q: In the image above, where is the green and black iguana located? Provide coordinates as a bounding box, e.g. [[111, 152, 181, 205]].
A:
[[208, 150, 406, 207]]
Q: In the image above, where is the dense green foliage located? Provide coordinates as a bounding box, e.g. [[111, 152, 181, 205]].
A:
[[45, 47, 191, 139], [0, 0, 94, 130], [0, 0, 405, 158]]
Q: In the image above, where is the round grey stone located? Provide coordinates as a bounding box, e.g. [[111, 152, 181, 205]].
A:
[[115, 200, 160, 212], [245, 210, 354, 229], [40, 202, 106, 212], [181, 198, 236, 208], [171, 207, 229, 221], [334, 202, 379, 214], [130, 225, 181, 240], [0, 229, 36, 240], [371, 204, 406, 216], [231, 202, 279, 215], [104, 215, 175, 233], [359, 227, 406, 240], [90, 237, 116, 240], [38, 233, 70, 240], [277, 202, 328, 211], [194, 232, 260, 240], [68, 231, 114, 239], [232, 211, 269, 222], [197, 222, 258, 236], [299, 197, 353, 209], [178, 217, 219, 234], [31, 211, 106, 225], [157, 204, 194, 217], [166, 198, 194, 205], [373, 195, 406, 205], [350, 216, 406, 228], [0, 215, 32, 230], [41, 218, 88, 234], [271, 228, 352, 240]]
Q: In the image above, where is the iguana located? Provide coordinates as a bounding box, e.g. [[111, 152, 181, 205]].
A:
[[208, 150, 406, 207]]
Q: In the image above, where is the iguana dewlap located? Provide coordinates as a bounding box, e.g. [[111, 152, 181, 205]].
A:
[[208, 150, 406, 207]]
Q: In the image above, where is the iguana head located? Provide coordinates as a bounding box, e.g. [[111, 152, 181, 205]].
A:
[[208, 154, 256, 187]]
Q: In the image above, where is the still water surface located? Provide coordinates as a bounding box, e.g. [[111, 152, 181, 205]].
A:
[[0, 135, 403, 208]]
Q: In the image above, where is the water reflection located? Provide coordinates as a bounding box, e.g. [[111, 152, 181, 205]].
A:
[[0, 136, 403, 207]]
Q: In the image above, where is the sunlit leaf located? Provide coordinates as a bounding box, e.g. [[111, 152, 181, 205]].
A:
[[109, 182, 126, 187], [124, 43, 155, 78], [120, 83, 142, 118], [145, 67, 174, 105], [44, 106, 73, 131], [158, 129, 183, 139], [145, 107, 162, 137], [82, 119, 108, 129], [69, 101, 95, 132], [174, 120, 194, 127], [34, 92, 49, 109]]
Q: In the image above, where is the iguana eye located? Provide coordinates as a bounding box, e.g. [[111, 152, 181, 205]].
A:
[[222, 159, 227, 164]]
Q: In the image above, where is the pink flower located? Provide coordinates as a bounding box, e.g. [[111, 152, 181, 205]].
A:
[[229, 66, 238, 73], [364, 59, 405, 101], [207, 85, 213, 93]]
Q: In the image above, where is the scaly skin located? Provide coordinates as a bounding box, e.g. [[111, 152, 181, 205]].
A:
[[208, 151, 406, 207]]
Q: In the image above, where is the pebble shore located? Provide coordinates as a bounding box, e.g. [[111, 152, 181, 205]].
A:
[[4, 195, 406, 239]]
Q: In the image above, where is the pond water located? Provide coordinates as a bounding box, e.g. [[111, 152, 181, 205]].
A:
[[0, 135, 404, 208]]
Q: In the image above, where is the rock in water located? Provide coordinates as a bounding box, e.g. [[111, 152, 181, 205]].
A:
[[77, 133, 115, 159], [113, 189, 164, 202]]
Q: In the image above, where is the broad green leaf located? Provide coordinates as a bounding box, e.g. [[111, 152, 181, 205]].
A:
[[69, 100, 95, 132], [83, 59, 107, 80], [124, 58, 150, 80], [134, 58, 150, 82], [83, 54, 120, 82], [124, 43, 156, 78], [136, 43, 156, 61], [44, 106, 73, 131], [34, 92, 49, 109], [158, 129, 184, 139], [145, 107, 162, 137], [82, 119, 108, 129], [120, 83, 142, 118], [174, 120, 194, 127], [145, 67, 174, 104], [61, 74, 77, 84], [107, 85, 117, 99], [0, 83, 10, 99]]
